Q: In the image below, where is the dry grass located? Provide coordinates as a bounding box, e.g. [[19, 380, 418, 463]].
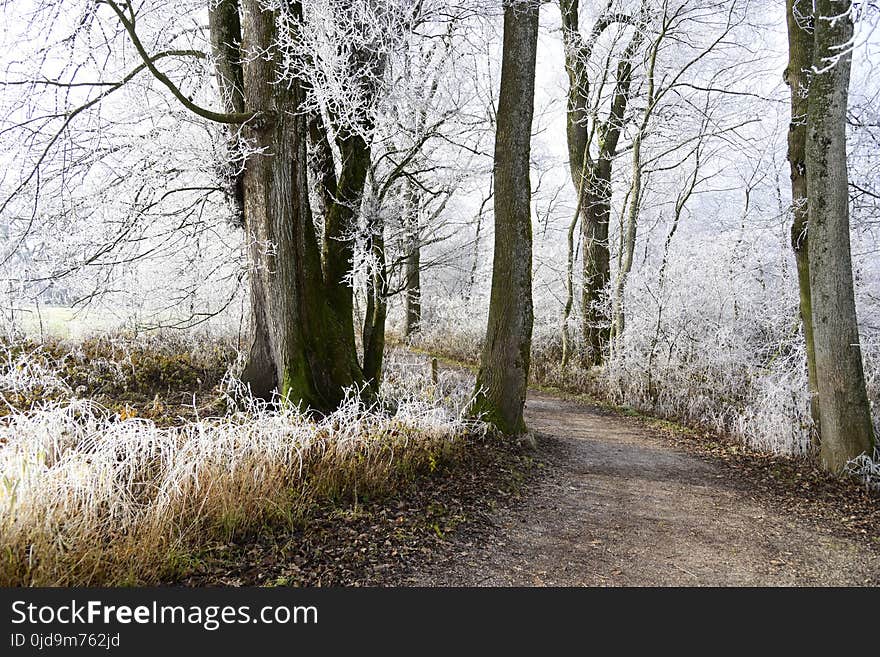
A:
[[0, 336, 483, 586]]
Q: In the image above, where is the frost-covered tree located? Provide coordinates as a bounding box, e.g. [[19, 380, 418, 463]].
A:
[[0, 0, 427, 409]]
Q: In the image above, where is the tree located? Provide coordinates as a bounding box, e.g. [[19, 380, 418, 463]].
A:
[[0, 0, 473, 406], [358, 10, 495, 375], [113, 0, 412, 407], [804, 0, 875, 470], [784, 0, 820, 444], [606, 0, 746, 349], [218, 0, 364, 408], [0, 0, 374, 410], [559, 0, 640, 368], [470, 0, 538, 435]]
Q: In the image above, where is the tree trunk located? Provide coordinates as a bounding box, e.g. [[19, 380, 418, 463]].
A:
[[362, 195, 387, 389], [208, 0, 246, 228], [560, 0, 596, 368], [403, 181, 421, 338], [784, 0, 821, 446], [313, 28, 387, 389], [806, 0, 874, 471], [235, 0, 362, 410], [403, 242, 421, 337], [307, 109, 339, 265], [321, 133, 371, 364], [580, 55, 637, 364], [470, 0, 538, 436], [582, 161, 611, 366], [560, 1, 637, 367]]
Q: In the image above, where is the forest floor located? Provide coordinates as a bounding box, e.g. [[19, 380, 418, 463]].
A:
[[182, 354, 880, 587]]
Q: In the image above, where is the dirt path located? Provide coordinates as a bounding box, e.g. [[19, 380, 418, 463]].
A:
[[417, 390, 880, 586]]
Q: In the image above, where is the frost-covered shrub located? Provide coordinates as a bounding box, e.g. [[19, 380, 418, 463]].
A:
[[401, 293, 484, 363], [404, 235, 880, 462], [846, 447, 880, 491], [0, 337, 483, 586]]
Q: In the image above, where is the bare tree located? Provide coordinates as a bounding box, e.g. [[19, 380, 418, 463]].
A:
[[355, 5, 493, 385], [559, 0, 642, 367], [607, 0, 747, 346]]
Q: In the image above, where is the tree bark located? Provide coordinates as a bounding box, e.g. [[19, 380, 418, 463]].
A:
[[362, 212, 387, 390], [470, 0, 538, 436], [560, 0, 636, 367], [318, 134, 370, 349], [403, 181, 422, 338], [307, 108, 339, 266], [234, 0, 362, 410], [784, 0, 821, 446], [581, 161, 612, 366], [208, 0, 246, 228], [805, 0, 874, 470]]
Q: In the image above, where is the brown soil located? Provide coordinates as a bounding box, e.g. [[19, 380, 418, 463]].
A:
[[409, 390, 880, 586]]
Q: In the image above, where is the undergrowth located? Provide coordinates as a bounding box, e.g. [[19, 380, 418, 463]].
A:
[[0, 335, 485, 586], [400, 317, 880, 489]]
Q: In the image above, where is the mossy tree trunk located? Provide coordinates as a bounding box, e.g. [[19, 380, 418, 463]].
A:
[[362, 187, 388, 389], [403, 181, 422, 339], [805, 0, 874, 470], [784, 0, 821, 446], [208, 0, 246, 228], [315, 16, 387, 393], [308, 113, 378, 388], [560, 0, 635, 367], [321, 132, 372, 368], [227, 0, 362, 410], [470, 0, 538, 436]]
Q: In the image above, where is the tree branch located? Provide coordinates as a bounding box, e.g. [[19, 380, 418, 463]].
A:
[[100, 0, 261, 125]]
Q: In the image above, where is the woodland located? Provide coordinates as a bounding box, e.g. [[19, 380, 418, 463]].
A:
[[0, 0, 878, 586]]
